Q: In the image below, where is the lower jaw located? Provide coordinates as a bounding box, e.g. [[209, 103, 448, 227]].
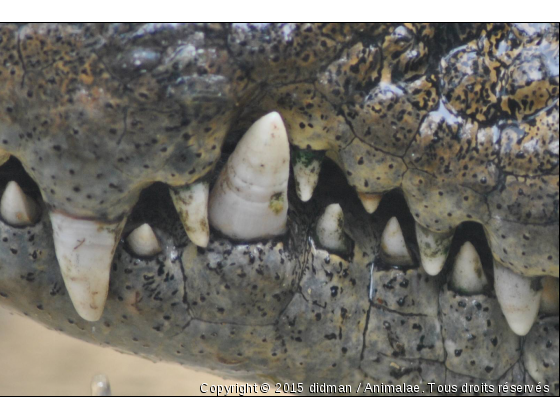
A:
[[0, 157, 558, 394]]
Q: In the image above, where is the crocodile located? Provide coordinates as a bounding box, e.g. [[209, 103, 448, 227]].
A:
[[0, 23, 558, 395]]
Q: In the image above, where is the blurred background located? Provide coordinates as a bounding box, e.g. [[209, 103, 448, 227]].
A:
[[0, 306, 242, 396]]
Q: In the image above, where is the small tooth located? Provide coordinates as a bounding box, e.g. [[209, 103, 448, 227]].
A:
[[415, 223, 453, 276], [358, 192, 382, 214], [540, 276, 559, 315], [50, 212, 126, 322], [292, 149, 323, 202], [494, 261, 542, 336], [381, 217, 413, 266], [316, 203, 349, 253], [170, 181, 209, 247], [450, 241, 489, 294], [0, 181, 39, 226], [0, 150, 9, 166], [91, 374, 112, 396], [126, 223, 162, 257], [208, 111, 289, 240]]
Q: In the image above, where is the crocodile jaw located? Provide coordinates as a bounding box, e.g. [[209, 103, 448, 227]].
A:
[[0, 23, 558, 395]]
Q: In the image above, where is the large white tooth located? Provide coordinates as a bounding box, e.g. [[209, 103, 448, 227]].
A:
[[0, 150, 9, 166], [381, 217, 413, 266], [450, 241, 489, 294], [208, 111, 289, 240], [494, 261, 542, 336], [0, 181, 39, 226], [358, 192, 382, 214], [316, 203, 349, 253], [540, 276, 559, 315], [126, 223, 161, 257], [293, 149, 323, 202], [415, 223, 453, 276], [50, 212, 126, 322], [170, 181, 209, 247]]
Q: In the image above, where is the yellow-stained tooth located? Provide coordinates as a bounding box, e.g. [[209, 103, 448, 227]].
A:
[[316, 203, 349, 253], [293, 149, 323, 202], [381, 217, 413, 266], [170, 181, 210, 248], [416, 223, 454, 276], [358, 192, 383, 214], [450, 241, 489, 295]]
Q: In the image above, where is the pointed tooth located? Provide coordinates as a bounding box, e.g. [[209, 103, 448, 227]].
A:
[[50, 212, 126, 322], [0, 181, 39, 226], [91, 374, 112, 396], [358, 192, 382, 214], [450, 241, 489, 294], [316, 203, 349, 253], [126, 223, 162, 257], [494, 261, 542, 336], [208, 111, 289, 240], [415, 223, 453, 276], [292, 149, 323, 202], [381, 217, 413, 266], [170, 181, 209, 247], [0, 150, 9, 166], [540, 276, 559, 315]]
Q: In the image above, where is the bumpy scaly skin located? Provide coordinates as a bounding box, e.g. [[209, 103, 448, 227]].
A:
[[0, 23, 558, 395]]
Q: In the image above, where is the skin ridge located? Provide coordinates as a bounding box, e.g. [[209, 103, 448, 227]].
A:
[[0, 23, 558, 395]]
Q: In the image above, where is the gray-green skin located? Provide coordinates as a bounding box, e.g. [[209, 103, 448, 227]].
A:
[[0, 23, 558, 395]]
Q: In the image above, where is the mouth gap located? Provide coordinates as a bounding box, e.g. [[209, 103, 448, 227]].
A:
[[1, 152, 500, 284], [372, 189, 420, 270], [126, 182, 187, 248], [311, 157, 365, 211], [0, 157, 44, 228], [0, 157, 43, 200], [445, 221, 495, 285]]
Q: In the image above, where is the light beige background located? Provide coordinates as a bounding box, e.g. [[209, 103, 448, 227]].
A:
[[0, 306, 244, 396]]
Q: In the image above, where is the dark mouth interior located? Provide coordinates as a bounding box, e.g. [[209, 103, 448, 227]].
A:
[[0, 158, 41, 200], [448, 222, 495, 284]]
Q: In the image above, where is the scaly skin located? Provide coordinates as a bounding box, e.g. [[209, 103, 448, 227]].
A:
[[0, 23, 558, 395]]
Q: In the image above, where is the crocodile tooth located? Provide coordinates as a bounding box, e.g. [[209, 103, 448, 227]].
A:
[[292, 149, 323, 202], [50, 212, 126, 322], [415, 223, 453, 276], [0, 181, 39, 227], [126, 223, 162, 257], [0, 150, 9, 166], [540, 276, 559, 315], [450, 241, 489, 294], [494, 260, 542, 336], [381, 217, 413, 266], [208, 111, 289, 240], [91, 374, 112, 396], [358, 192, 382, 214], [170, 181, 209, 247], [316, 203, 349, 253]]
